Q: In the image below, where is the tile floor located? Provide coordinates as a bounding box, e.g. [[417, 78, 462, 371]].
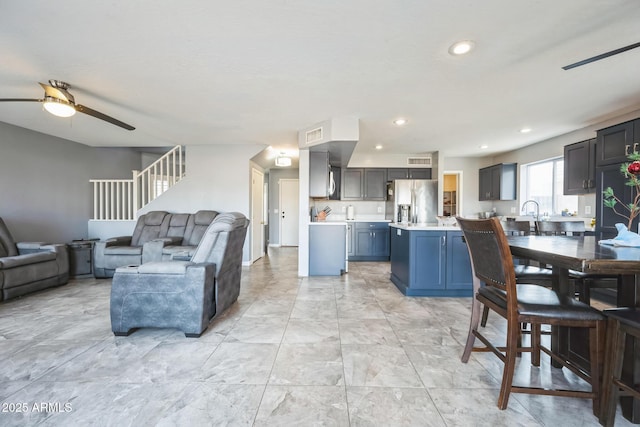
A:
[[0, 247, 634, 426]]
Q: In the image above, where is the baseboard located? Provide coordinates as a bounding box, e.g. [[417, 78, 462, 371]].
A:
[[268, 243, 281, 247]]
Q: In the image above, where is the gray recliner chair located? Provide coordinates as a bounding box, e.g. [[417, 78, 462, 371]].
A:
[[110, 212, 249, 337], [93, 211, 170, 278], [0, 218, 69, 301]]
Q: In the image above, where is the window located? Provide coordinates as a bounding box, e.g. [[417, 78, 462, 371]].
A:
[[521, 157, 578, 216]]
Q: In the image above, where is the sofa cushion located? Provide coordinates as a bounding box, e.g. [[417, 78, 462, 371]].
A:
[[130, 211, 170, 246], [183, 210, 218, 246], [163, 214, 190, 239], [2, 258, 59, 288], [104, 246, 143, 256]]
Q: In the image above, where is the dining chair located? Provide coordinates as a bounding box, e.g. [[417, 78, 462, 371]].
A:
[[534, 220, 618, 304], [599, 308, 640, 426], [479, 221, 554, 327], [501, 220, 553, 284], [457, 217, 606, 412]]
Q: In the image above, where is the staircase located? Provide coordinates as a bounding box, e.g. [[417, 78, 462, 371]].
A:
[[90, 145, 184, 220]]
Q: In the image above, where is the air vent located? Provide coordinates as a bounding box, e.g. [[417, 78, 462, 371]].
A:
[[407, 157, 432, 167], [306, 127, 323, 144]]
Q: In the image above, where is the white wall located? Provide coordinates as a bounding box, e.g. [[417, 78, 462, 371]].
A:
[[138, 143, 266, 263]]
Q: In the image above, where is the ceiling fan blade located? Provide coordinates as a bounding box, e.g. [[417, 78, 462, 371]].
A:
[[562, 41, 640, 70], [75, 104, 135, 131], [0, 98, 42, 102]]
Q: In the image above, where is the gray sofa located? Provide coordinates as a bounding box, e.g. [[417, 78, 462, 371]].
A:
[[0, 218, 69, 301], [93, 210, 218, 278], [110, 212, 249, 337]]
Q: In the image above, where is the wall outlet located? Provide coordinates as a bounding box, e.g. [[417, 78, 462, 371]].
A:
[[377, 206, 383, 213], [585, 205, 592, 215], [510, 207, 516, 214]]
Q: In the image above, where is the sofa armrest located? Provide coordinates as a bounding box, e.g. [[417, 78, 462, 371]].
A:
[[102, 236, 133, 247], [0, 251, 56, 269], [142, 237, 182, 263], [16, 241, 50, 254]]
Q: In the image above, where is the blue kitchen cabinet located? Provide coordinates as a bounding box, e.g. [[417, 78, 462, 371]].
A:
[[350, 222, 390, 261], [390, 227, 472, 296], [446, 231, 473, 290], [309, 224, 347, 276]]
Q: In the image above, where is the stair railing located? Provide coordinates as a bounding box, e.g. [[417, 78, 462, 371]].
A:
[[90, 145, 184, 220]]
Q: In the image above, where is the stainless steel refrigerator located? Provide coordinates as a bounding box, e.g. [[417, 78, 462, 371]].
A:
[[386, 179, 438, 224]]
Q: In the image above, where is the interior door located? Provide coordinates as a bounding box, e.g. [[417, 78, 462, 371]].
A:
[[251, 168, 264, 263], [280, 179, 299, 246]]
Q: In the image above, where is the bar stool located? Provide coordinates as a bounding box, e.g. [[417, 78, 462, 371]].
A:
[[599, 308, 640, 426]]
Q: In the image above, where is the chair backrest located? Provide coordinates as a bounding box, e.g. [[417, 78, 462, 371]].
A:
[[130, 211, 170, 246], [501, 220, 532, 236], [161, 213, 190, 240], [191, 212, 249, 275], [0, 218, 18, 257], [535, 220, 585, 236], [457, 217, 517, 302], [182, 210, 219, 246]]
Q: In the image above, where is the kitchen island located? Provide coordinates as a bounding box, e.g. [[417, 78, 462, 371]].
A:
[[389, 223, 473, 296]]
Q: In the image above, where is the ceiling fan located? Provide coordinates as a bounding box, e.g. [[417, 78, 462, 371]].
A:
[[562, 41, 640, 70], [0, 80, 135, 130]]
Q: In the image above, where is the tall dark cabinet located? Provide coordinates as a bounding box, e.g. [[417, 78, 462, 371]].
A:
[[479, 163, 517, 201], [564, 139, 596, 194], [595, 118, 640, 238]]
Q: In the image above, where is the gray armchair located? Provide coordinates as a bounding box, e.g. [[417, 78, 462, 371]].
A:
[[110, 212, 249, 337], [93, 211, 170, 278], [0, 218, 69, 301]]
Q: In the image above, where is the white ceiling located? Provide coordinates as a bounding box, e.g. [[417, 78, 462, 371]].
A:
[[1, 1, 639, 164]]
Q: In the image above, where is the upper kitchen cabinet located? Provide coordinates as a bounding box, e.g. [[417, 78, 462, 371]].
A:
[[386, 168, 432, 180], [364, 169, 387, 199], [408, 168, 432, 179], [478, 163, 517, 201], [595, 119, 638, 167], [564, 139, 596, 194], [341, 168, 387, 200]]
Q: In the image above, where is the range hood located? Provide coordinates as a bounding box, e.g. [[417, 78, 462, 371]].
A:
[[298, 117, 358, 167]]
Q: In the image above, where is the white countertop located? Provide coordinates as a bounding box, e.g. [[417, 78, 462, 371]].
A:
[[389, 223, 461, 231], [309, 221, 459, 231], [312, 218, 391, 224], [309, 221, 348, 226]]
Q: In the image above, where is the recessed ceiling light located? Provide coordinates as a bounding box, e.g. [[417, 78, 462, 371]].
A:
[[479, 144, 489, 149], [375, 144, 383, 150], [393, 118, 407, 126], [449, 40, 475, 56], [520, 127, 532, 134]]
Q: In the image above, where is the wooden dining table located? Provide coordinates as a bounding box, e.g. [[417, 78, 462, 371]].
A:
[[508, 235, 640, 423]]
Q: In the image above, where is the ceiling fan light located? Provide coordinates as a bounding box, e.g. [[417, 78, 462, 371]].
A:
[[449, 40, 475, 56], [275, 155, 291, 167], [43, 97, 76, 117]]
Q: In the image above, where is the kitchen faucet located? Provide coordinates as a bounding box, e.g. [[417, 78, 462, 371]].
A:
[[521, 200, 540, 221]]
